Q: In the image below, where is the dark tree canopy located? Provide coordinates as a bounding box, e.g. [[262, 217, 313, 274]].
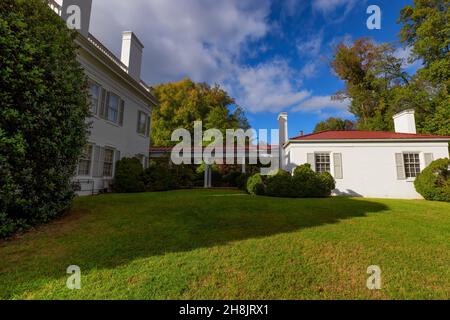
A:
[[151, 79, 250, 146], [0, 0, 89, 237], [330, 0, 449, 135], [313, 117, 355, 133]]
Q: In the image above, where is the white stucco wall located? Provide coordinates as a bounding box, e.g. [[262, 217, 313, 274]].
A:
[[283, 141, 449, 199]]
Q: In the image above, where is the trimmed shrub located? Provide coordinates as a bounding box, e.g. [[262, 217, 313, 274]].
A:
[[316, 172, 336, 197], [246, 173, 265, 195], [113, 158, 145, 193], [265, 169, 294, 198], [142, 162, 174, 191], [414, 158, 450, 202], [292, 164, 317, 197], [0, 0, 89, 237]]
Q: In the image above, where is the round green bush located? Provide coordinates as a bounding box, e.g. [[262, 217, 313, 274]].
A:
[[316, 172, 336, 197], [265, 169, 294, 198], [0, 0, 89, 237], [292, 164, 317, 197], [246, 173, 265, 195], [414, 158, 450, 202], [113, 158, 145, 193]]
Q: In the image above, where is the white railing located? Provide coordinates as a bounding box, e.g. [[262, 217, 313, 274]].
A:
[[87, 34, 129, 72], [48, 0, 62, 16]]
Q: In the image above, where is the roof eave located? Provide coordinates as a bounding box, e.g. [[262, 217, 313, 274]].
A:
[[286, 138, 450, 146]]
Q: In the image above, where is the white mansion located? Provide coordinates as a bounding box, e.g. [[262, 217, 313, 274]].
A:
[[49, 0, 157, 195]]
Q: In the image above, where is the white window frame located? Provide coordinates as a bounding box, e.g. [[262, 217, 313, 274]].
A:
[[106, 92, 120, 124], [403, 152, 421, 179], [88, 81, 100, 115], [77, 144, 93, 176], [314, 152, 331, 173], [103, 148, 115, 177], [137, 111, 147, 135]]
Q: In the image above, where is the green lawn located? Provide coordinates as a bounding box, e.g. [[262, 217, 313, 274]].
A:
[[0, 189, 449, 300]]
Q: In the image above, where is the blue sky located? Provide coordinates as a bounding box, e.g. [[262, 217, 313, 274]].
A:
[[88, 0, 415, 139]]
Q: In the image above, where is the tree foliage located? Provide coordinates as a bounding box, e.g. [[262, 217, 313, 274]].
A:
[[151, 79, 250, 146], [0, 0, 89, 237], [331, 0, 450, 135], [313, 117, 354, 133]]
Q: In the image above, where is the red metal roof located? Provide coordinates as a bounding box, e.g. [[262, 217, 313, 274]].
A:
[[290, 130, 450, 141]]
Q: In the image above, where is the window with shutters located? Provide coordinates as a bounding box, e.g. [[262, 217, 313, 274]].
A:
[[107, 93, 120, 123], [315, 153, 331, 173], [403, 153, 421, 178], [103, 148, 115, 177], [88, 82, 100, 115], [77, 145, 93, 176], [137, 111, 147, 135]]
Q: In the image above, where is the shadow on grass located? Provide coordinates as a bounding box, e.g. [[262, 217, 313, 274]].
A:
[[0, 190, 389, 298]]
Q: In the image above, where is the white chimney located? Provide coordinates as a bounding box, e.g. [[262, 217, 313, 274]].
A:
[[278, 112, 288, 146], [121, 31, 144, 81], [393, 109, 417, 134]]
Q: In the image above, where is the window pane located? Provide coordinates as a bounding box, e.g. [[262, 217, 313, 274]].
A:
[[103, 149, 115, 177], [89, 83, 99, 114], [107, 94, 119, 123], [315, 153, 331, 173], [403, 153, 420, 178]]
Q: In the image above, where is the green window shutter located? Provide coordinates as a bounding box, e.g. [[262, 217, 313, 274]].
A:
[[395, 153, 406, 180], [424, 153, 434, 167], [119, 99, 125, 126], [146, 115, 151, 137], [99, 88, 107, 119], [307, 153, 315, 171], [333, 153, 343, 179]]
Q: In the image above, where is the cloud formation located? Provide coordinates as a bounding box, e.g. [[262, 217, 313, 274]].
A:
[[86, 0, 357, 115]]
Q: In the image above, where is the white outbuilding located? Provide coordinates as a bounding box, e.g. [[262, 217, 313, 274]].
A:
[[278, 111, 450, 199]]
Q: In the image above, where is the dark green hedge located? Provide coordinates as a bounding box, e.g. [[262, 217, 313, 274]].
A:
[[0, 0, 89, 237], [414, 158, 450, 202], [113, 158, 145, 193], [247, 165, 336, 198]]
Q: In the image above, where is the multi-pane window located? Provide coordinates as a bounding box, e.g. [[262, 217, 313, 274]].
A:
[[107, 93, 120, 123], [315, 153, 331, 173], [89, 82, 100, 115], [137, 111, 147, 135], [78, 145, 93, 176], [103, 148, 115, 177], [403, 153, 421, 178]]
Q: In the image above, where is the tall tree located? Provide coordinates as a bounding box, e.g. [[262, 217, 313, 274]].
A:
[[151, 79, 249, 146], [331, 38, 408, 131], [0, 0, 89, 237], [313, 118, 355, 133], [399, 0, 450, 135]]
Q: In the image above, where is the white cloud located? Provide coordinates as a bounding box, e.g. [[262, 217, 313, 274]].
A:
[[87, 0, 343, 116], [229, 60, 311, 113], [312, 0, 357, 13], [394, 46, 422, 71], [297, 31, 323, 57], [293, 95, 350, 113]]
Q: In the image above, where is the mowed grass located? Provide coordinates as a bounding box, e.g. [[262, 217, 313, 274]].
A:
[[0, 189, 449, 300]]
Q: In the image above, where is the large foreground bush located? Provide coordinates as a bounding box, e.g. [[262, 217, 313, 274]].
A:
[[0, 0, 89, 237], [247, 165, 336, 198], [414, 158, 450, 202]]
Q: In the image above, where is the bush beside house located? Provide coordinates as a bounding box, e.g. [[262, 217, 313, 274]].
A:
[[414, 158, 450, 202], [246, 165, 336, 198], [0, 0, 89, 237], [113, 158, 145, 193]]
